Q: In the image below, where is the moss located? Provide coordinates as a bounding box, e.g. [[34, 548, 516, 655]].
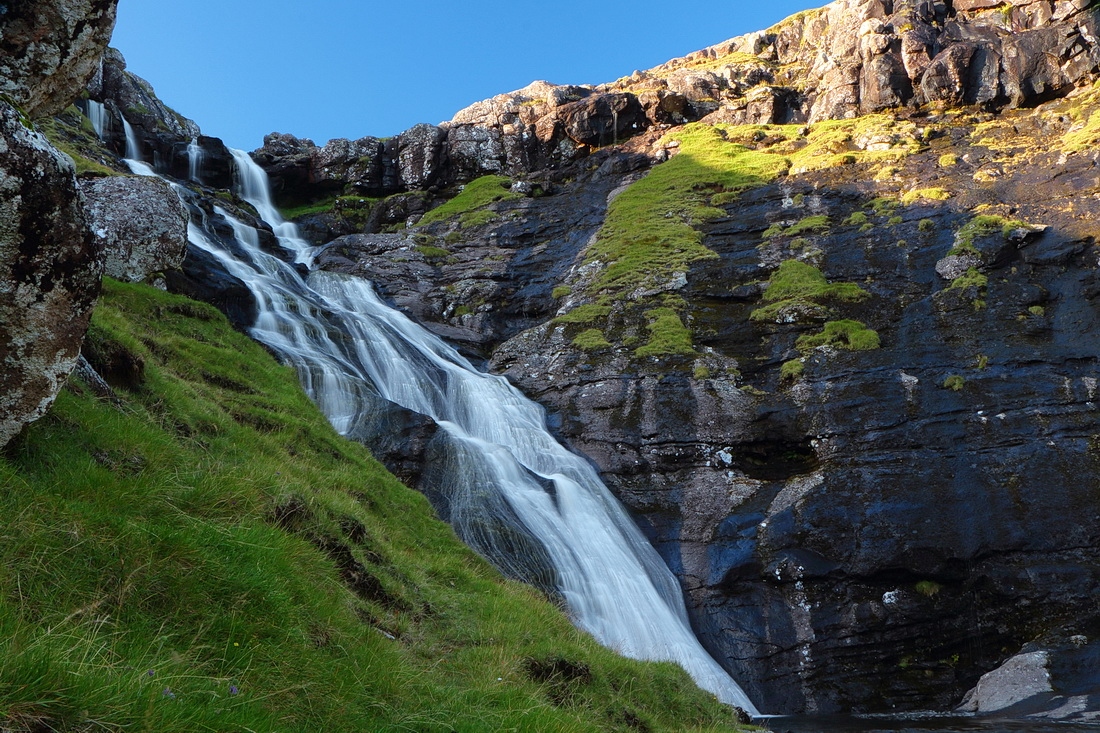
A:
[[915, 581, 942, 597], [887, 215, 904, 226], [938, 153, 958, 167], [901, 188, 952, 205], [918, 219, 935, 233], [750, 260, 869, 322], [458, 208, 500, 229], [589, 123, 789, 298], [553, 304, 612, 325], [785, 215, 830, 236], [948, 267, 989, 291], [1063, 109, 1100, 152], [780, 359, 805, 381], [552, 286, 572, 299], [950, 214, 1031, 256], [573, 328, 612, 352], [415, 245, 450, 260], [634, 308, 695, 357], [279, 197, 337, 219], [943, 375, 966, 391], [975, 354, 990, 370], [762, 223, 787, 239], [693, 365, 711, 380], [1028, 305, 1046, 317], [868, 197, 899, 214], [418, 175, 520, 227], [844, 211, 869, 227], [796, 319, 881, 351]]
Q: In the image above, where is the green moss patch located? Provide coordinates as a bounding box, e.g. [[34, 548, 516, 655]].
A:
[[750, 260, 869, 322], [418, 175, 520, 227], [554, 304, 612, 325], [796, 319, 881, 351], [634, 308, 696, 357], [572, 328, 613, 352]]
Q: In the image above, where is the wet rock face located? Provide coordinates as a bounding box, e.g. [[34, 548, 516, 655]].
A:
[[0, 102, 101, 447], [80, 176, 188, 283], [0, 0, 119, 119], [95, 49, 204, 179]]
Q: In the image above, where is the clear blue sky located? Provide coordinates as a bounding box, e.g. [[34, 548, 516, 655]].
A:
[[111, 0, 822, 151]]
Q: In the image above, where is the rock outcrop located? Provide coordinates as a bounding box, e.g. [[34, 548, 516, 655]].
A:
[[80, 176, 189, 283], [0, 0, 119, 119], [0, 103, 100, 446], [0, 0, 120, 447]]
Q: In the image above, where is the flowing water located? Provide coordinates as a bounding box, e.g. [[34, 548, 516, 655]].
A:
[[187, 138, 204, 184], [118, 118, 760, 713]]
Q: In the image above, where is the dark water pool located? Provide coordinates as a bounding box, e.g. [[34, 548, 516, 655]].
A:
[[761, 713, 1100, 732]]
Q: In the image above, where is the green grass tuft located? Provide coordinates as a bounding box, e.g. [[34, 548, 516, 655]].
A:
[[750, 260, 868, 322], [572, 328, 613, 352], [634, 308, 696, 357], [796, 319, 881, 351], [418, 175, 520, 227]]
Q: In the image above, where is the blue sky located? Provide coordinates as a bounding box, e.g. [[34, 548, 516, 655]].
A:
[[111, 1, 822, 151]]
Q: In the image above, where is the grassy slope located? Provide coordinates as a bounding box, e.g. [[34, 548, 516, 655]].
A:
[[0, 280, 745, 733]]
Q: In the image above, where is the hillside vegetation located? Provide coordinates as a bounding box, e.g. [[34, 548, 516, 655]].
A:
[[0, 280, 746, 733]]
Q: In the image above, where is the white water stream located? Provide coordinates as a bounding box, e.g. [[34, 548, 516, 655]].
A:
[[121, 119, 759, 714]]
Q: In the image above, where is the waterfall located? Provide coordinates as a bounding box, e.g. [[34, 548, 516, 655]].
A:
[[187, 138, 204, 184], [120, 134, 760, 714], [121, 116, 142, 162], [83, 100, 108, 140]]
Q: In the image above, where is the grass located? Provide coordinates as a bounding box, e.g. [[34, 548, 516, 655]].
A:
[[584, 114, 922, 302], [780, 359, 805, 381], [587, 124, 788, 298], [0, 280, 748, 733], [572, 329, 613, 352], [554, 304, 612, 325], [635, 308, 696, 357], [750, 260, 869, 323], [949, 214, 1030, 256], [418, 176, 520, 227], [948, 267, 989, 291], [37, 113, 121, 177], [901, 188, 952, 205], [795, 319, 881, 351]]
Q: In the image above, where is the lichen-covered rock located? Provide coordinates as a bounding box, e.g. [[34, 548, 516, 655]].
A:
[[396, 123, 447, 190], [0, 0, 119, 119], [0, 102, 101, 446], [80, 176, 188, 283]]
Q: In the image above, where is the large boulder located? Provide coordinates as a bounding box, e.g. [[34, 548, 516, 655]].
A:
[[0, 102, 101, 446], [0, 0, 119, 119], [80, 176, 188, 283]]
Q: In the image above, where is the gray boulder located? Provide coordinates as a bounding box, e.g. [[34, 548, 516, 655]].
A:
[[0, 102, 101, 447], [80, 176, 188, 283], [0, 0, 118, 119]]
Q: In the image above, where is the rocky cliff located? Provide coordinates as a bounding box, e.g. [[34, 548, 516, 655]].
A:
[[254, 0, 1100, 718], [13, 0, 1100, 721]]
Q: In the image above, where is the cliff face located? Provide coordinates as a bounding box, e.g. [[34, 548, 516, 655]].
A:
[[37, 0, 1100, 720], [258, 0, 1100, 717]]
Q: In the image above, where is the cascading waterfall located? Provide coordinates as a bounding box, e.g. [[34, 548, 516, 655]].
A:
[[121, 116, 142, 161], [83, 99, 108, 140], [187, 138, 204, 184], [116, 114, 759, 714]]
